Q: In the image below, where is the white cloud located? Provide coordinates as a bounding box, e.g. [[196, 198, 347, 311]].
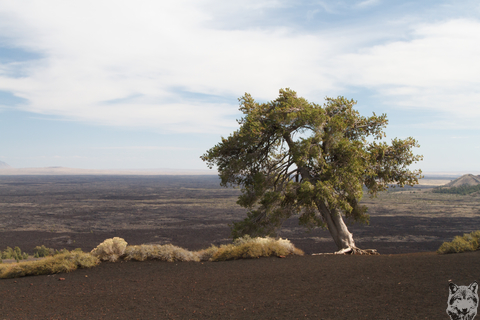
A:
[[0, 0, 339, 133], [0, 1, 479, 134], [338, 19, 480, 88], [333, 19, 480, 125]]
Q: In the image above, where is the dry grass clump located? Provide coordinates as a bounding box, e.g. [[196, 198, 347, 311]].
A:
[[0, 250, 99, 279], [210, 235, 304, 262], [0, 236, 304, 278], [196, 245, 220, 261], [121, 236, 303, 262], [91, 237, 128, 262], [437, 230, 480, 254], [124, 244, 200, 262]]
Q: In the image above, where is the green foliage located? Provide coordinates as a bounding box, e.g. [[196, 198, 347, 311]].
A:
[[1, 247, 14, 259], [1, 246, 28, 260], [201, 88, 422, 239], [210, 235, 304, 261], [33, 245, 55, 257], [437, 231, 480, 254], [0, 250, 99, 279], [433, 184, 480, 195]]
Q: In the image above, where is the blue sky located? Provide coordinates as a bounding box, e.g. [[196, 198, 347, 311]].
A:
[[0, 0, 479, 172]]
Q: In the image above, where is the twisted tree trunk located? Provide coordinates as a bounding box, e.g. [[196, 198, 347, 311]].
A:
[[291, 151, 378, 255], [315, 200, 355, 251], [314, 199, 378, 255]]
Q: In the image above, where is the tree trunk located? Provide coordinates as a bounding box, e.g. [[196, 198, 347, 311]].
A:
[[315, 200, 356, 252], [297, 166, 378, 255], [313, 200, 379, 255]]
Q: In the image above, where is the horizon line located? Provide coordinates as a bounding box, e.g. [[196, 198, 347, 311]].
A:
[[0, 166, 478, 177]]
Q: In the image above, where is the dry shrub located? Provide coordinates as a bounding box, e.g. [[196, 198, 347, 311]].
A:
[[0, 236, 304, 278], [33, 245, 55, 257], [438, 230, 480, 254], [124, 244, 200, 262], [91, 237, 128, 262], [210, 235, 304, 261], [195, 245, 219, 261], [0, 251, 99, 279]]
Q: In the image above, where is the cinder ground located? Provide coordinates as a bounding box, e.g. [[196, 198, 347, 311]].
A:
[[1, 250, 479, 319]]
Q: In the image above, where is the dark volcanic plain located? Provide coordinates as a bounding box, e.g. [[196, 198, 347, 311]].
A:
[[1, 175, 480, 319], [0, 175, 479, 255]]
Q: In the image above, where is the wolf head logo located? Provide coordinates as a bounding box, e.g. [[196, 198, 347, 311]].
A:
[[447, 281, 478, 320]]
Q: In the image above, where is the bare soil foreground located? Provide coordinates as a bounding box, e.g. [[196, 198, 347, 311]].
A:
[[0, 252, 478, 319], [1, 175, 480, 319]]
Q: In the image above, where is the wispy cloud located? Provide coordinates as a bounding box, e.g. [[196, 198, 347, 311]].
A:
[[332, 18, 480, 124], [356, 0, 381, 8]]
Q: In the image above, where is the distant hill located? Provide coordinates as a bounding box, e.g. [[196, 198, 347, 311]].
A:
[[444, 174, 480, 187], [0, 161, 11, 168]]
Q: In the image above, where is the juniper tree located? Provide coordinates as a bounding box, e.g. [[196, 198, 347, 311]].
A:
[[201, 88, 422, 254]]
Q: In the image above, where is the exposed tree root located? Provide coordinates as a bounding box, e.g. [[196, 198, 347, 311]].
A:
[[312, 247, 379, 255], [336, 247, 379, 255]]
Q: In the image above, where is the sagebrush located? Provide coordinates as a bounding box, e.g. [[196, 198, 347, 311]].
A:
[[1, 236, 304, 278], [91, 237, 128, 262], [437, 230, 480, 254], [1, 246, 28, 261], [33, 245, 57, 257], [124, 244, 200, 262], [210, 235, 304, 261], [0, 250, 99, 279]]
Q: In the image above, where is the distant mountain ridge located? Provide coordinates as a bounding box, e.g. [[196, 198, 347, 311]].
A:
[[444, 174, 480, 187], [0, 161, 11, 168]]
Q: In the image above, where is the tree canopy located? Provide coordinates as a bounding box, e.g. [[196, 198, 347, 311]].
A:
[[201, 88, 422, 253]]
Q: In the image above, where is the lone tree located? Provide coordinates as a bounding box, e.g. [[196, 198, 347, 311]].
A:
[[201, 88, 422, 254]]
